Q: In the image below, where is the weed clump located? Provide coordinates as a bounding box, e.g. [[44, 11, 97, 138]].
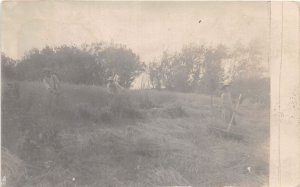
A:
[[137, 93, 157, 109], [109, 93, 143, 120], [76, 103, 100, 123], [162, 104, 188, 118], [74, 93, 143, 125], [100, 106, 114, 123]]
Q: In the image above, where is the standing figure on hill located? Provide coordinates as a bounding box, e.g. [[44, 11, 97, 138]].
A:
[[220, 83, 236, 125], [42, 68, 61, 111], [43, 68, 61, 95], [107, 75, 124, 95]]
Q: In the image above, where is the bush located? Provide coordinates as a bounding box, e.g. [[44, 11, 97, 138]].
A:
[[10, 43, 144, 88]]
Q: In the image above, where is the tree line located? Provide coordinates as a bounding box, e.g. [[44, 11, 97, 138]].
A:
[[2, 43, 145, 88], [148, 41, 269, 105], [2, 41, 269, 105]]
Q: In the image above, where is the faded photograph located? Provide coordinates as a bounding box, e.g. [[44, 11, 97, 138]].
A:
[[1, 1, 270, 186]]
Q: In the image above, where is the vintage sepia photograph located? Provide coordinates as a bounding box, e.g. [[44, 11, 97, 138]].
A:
[[2, 1, 298, 187]]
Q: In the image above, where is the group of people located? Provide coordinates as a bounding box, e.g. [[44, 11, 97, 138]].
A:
[[42, 68, 61, 96], [42, 68, 236, 124], [42, 68, 123, 96]]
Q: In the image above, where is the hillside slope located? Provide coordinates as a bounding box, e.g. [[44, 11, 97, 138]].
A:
[[2, 81, 269, 187]]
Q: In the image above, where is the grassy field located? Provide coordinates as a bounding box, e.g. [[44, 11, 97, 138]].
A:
[[2, 81, 269, 187]]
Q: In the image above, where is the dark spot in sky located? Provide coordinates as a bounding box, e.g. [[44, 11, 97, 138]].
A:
[[198, 20, 202, 23]]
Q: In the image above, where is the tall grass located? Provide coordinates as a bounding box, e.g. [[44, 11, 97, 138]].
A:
[[2, 81, 269, 186]]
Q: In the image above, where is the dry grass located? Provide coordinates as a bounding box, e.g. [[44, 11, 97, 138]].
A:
[[2, 81, 269, 186]]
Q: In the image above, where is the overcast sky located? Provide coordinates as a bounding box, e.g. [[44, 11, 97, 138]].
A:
[[2, 1, 270, 63]]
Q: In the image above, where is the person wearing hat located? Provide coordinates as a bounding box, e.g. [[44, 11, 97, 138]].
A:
[[220, 83, 236, 124]]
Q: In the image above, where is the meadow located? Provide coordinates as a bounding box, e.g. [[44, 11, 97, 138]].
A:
[[2, 81, 269, 187]]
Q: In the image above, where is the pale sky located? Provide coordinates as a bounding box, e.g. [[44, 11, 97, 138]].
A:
[[1, 1, 270, 63]]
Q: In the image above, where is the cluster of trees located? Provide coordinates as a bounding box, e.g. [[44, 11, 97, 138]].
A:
[[2, 54, 17, 80], [2, 40, 269, 105], [148, 41, 269, 105], [2, 43, 145, 88], [149, 44, 226, 93]]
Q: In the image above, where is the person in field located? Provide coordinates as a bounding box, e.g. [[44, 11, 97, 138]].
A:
[[107, 75, 124, 95], [42, 68, 61, 112], [220, 83, 236, 125], [43, 68, 60, 95]]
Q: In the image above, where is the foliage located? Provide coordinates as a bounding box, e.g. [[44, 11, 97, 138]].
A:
[[7, 43, 144, 88], [101, 46, 145, 88], [223, 40, 266, 82], [149, 61, 163, 90], [149, 44, 227, 93], [148, 41, 269, 105], [222, 41, 269, 105], [199, 45, 227, 94], [1, 53, 17, 80]]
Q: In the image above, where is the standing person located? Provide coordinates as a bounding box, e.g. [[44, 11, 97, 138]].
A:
[[42, 68, 61, 113], [107, 75, 123, 95], [43, 68, 60, 95], [220, 83, 236, 125]]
